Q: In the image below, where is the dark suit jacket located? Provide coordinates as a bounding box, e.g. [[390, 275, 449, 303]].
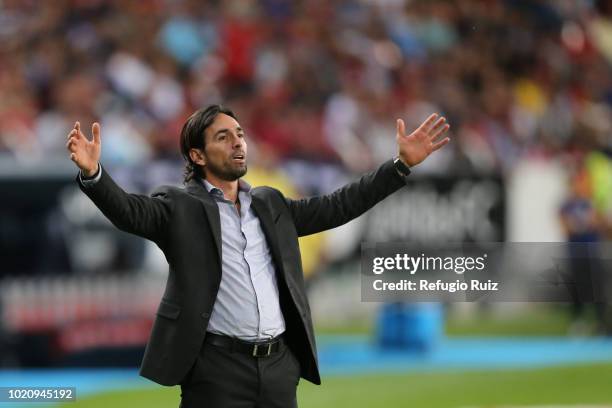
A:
[[77, 159, 406, 386]]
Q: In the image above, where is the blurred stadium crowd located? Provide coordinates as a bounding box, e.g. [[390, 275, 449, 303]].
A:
[[0, 0, 610, 178]]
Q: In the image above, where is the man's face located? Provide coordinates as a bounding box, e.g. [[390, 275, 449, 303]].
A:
[[202, 113, 248, 181]]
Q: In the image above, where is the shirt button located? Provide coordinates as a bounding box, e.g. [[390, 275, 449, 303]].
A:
[[201, 312, 210, 319]]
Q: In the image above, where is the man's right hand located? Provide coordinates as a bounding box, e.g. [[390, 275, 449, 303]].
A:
[[66, 121, 101, 177]]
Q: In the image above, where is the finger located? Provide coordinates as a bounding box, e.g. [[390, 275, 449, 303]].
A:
[[66, 136, 79, 149], [431, 123, 450, 140], [73, 122, 84, 140], [92, 122, 101, 145], [67, 129, 79, 141], [429, 117, 447, 136], [419, 113, 439, 132], [396, 119, 406, 137], [70, 152, 77, 162], [432, 137, 450, 152]]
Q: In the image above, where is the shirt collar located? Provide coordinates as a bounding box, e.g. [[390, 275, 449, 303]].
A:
[[201, 178, 251, 200]]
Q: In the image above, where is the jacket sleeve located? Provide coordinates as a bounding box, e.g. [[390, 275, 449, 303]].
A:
[[77, 165, 172, 244], [284, 159, 407, 237]]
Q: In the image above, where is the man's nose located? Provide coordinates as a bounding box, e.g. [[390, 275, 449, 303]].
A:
[[232, 135, 244, 148]]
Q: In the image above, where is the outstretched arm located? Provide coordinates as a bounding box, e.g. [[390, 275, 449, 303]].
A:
[[286, 114, 450, 236], [66, 122, 171, 243]]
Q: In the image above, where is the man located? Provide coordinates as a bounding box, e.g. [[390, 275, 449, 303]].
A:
[[66, 105, 449, 407]]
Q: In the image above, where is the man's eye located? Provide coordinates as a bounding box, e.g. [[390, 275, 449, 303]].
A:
[[218, 135, 226, 141]]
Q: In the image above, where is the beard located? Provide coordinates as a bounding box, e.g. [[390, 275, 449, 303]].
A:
[[205, 159, 247, 181]]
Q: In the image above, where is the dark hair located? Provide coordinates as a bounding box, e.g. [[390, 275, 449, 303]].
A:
[[180, 104, 237, 183]]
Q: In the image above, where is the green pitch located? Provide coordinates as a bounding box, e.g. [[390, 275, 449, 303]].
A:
[[55, 363, 612, 408]]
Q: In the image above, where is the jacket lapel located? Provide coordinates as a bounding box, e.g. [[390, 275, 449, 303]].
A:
[[185, 179, 222, 264], [250, 195, 287, 280]]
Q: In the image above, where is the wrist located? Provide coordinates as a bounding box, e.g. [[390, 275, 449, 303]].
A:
[[82, 164, 99, 178], [396, 155, 411, 168], [393, 156, 411, 179]]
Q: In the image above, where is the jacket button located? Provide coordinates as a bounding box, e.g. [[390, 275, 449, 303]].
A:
[[201, 312, 210, 319]]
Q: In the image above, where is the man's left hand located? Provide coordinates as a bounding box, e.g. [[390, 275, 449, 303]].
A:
[[396, 113, 450, 167]]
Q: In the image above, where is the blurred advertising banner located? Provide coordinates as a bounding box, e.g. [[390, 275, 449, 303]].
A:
[[0, 163, 149, 278], [362, 176, 505, 244], [361, 242, 612, 303], [0, 274, 164, 367], [0, 163, 157, 367], [0, 169, 75, 277]]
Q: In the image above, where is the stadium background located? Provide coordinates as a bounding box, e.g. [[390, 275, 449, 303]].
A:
[[0, 0, 611, 407]]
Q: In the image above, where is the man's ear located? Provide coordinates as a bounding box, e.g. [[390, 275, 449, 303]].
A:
[[189, 148, 206, 166]]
